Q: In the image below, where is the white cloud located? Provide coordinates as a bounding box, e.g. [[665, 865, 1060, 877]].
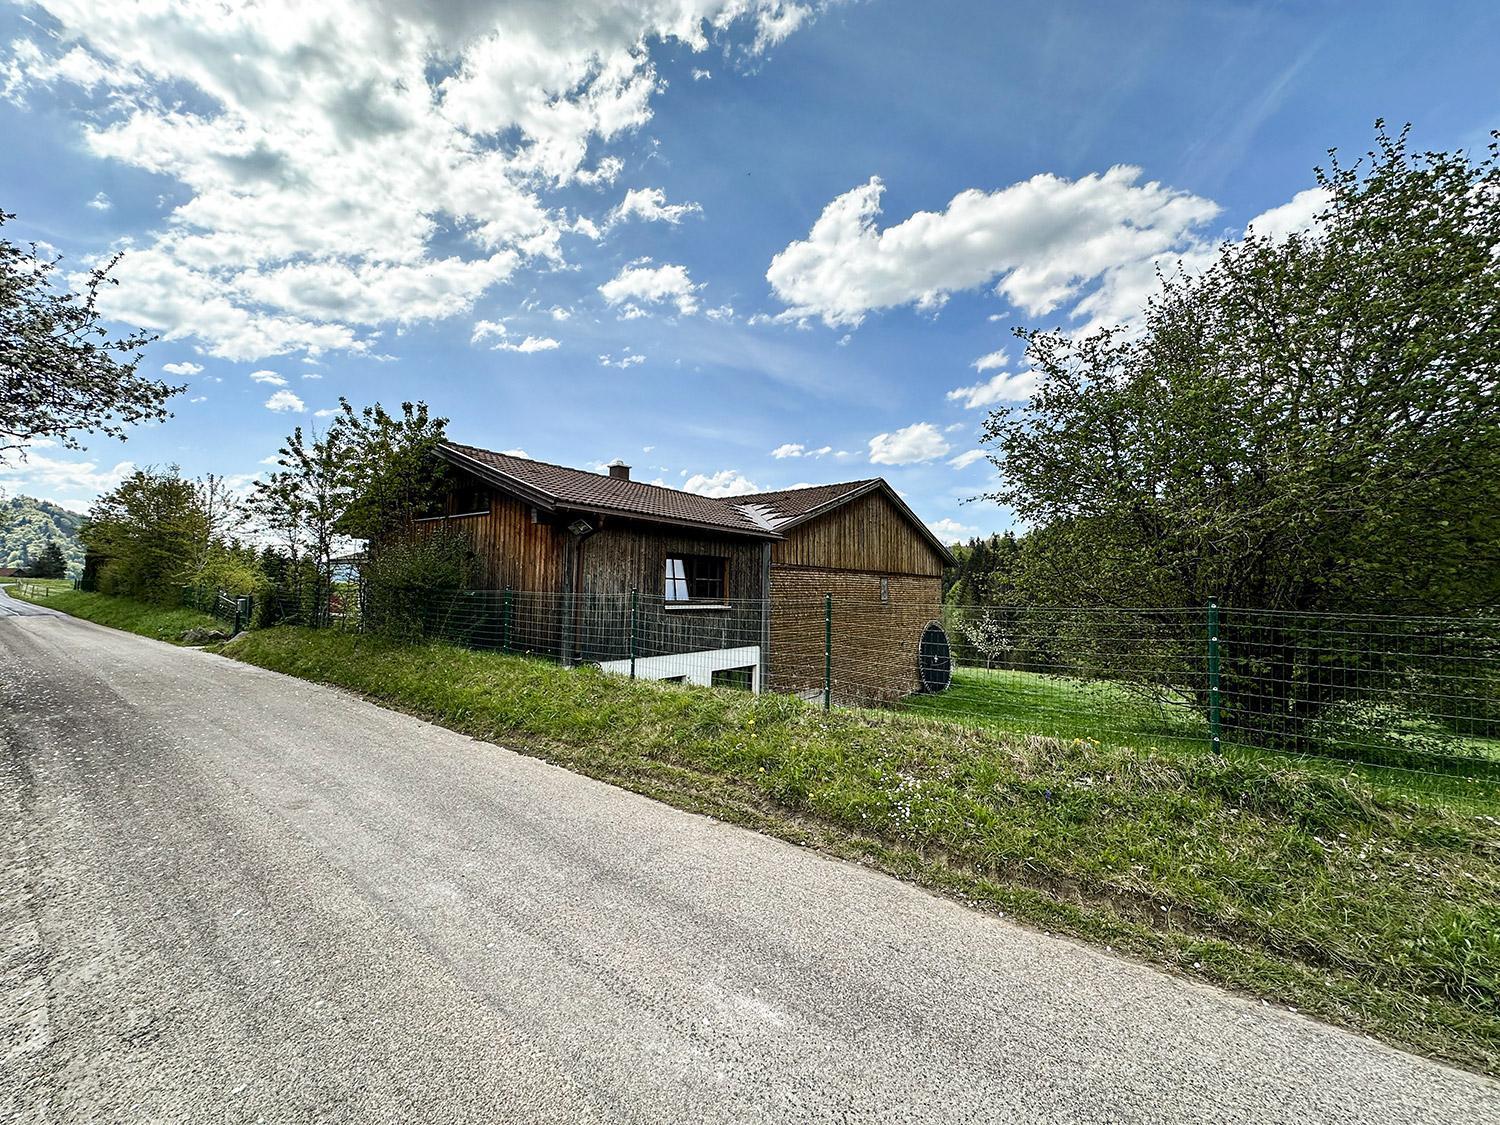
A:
[[0, 450, 133, 507], [249, 369, 286, 385], [599, 352, 646, 368], [471, 318, 560, 353], [683, 468, 760, 497], [972, 349, 1007, 373], [312, 407, 338, 417], [691, 68, 712, 81], [868, 422, 951, 465], [5, 3, 820, 360], [1245, 186, 1331, 241], [500, 448, 531, 458], [767, 169, 1219, 327], [927, 517, 978, 541], [610, 187, 703, 226], [86, 191, 111, 211], [161, 360, 203, 375], [302, 371, 322, 379], [771, 442, 831, 459], [947, 449, 988, 470], [599, 259, 702, 317], [264, 389, 305, 412], [499, 335, 560, 353], [946, 369, 1040, 409]]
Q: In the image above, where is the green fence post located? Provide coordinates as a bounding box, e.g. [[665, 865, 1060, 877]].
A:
[[629, 588, 639, 680], [501, 587, 513, 653], [823, 593, 832, 711], [1207, 600, 1222, 752]]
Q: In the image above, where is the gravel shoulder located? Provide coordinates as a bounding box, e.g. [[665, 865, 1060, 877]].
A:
[[3, 607, 1497, 1123]]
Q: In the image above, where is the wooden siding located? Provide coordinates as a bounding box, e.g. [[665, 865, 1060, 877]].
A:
[[571, 523, 768, 668], [414, 486, 565, 591], [771, 490, 945, 577], [767, 568, 944, 703]]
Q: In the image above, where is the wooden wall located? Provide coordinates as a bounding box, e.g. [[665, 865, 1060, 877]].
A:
[[770, 490, 946, 577], [767, 568, 944, 703], [573, 522, 768, 667]]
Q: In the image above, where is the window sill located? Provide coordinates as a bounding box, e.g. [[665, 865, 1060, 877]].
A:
[[663, 602, 732, 612]]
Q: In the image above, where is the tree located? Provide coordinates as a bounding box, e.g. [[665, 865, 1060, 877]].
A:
[[81, 466, 203, 601], [0, 209, 179, 452], [980, 125, 1500, 743], [329, 398, 449, 541], [248, 398, 449, 605], [28, 538, 66, 579]]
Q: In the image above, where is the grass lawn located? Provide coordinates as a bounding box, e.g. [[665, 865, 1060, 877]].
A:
[[3, 576, 74, 596], [11, 585, 224, 643], [225, 627, 1500, 1076], [905, 666, 1500, 809]]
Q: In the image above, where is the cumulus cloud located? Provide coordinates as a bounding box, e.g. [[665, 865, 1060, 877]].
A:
[[946, 369, 1040, 409], [683, 468, 760, 497], [599, 351, 646, 368], [927, 516, 978, 541], [868, 422, 951, 465], [766, 169, 1219, 327], [0, 450, 133, 504], [471, 319, 560, 353], [249, 369, 286, 385], [161, 360, 203, 375], [609, 187, 703, 226], [771, 442, 832, 458], [972, 349, 1007, 373], [264, 389, 305, 412], [947, 449, 988, 470], [1245, 186, 1331, 241], [5, 2, 819, 360], [599, 259, 702, 316], [86, 191, 111, 211]]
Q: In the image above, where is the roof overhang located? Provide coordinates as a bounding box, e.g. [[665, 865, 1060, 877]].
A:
[[435, 444, 780, 541], [744, 480, 958, 566]]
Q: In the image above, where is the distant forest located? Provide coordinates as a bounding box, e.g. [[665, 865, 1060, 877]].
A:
[[1, 495, 84, 576]]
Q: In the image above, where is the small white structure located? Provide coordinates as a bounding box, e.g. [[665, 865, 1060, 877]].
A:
[[597, 645, 761, 693]]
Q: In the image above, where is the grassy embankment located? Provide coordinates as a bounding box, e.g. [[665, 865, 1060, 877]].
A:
[[225, 626, 1500, 1076], [10, 583, 222, 643]]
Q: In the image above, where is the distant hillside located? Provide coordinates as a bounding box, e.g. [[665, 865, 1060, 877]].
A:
[[0, 495, 85, 576]]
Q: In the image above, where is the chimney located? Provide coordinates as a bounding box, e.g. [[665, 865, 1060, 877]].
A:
[[607, 459, 631, 481]]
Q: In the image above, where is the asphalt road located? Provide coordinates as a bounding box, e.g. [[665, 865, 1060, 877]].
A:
[[3, 597, 1497, 1123]]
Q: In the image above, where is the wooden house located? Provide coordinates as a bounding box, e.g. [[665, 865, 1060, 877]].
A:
[[407, 442, 954, 703]]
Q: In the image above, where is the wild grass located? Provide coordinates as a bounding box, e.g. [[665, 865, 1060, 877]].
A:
[[13, 586, 222, 642], [225, 627, 1500, 1076]]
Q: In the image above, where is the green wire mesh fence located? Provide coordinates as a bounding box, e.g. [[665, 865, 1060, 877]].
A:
[[243, 583, 1500, 786]]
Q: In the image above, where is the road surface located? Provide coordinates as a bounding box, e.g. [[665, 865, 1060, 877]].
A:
[[2, 593, 1496, 1123]]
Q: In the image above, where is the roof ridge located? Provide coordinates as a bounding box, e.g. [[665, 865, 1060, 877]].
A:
[[731, 479, 879, 501], [445, 440, 709, 502]]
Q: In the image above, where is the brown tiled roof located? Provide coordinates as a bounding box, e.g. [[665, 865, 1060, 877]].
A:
[[438, 443, 777, 538], [730, 480, 881, 531], [438, 442, 956, 564]]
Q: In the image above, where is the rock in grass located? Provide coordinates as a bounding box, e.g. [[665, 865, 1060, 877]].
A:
[[178, 626, 230, 645]]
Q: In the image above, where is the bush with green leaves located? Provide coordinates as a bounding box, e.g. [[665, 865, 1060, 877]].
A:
[[361, 526, 477, 641]]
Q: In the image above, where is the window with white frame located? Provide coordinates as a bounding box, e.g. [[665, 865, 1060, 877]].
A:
[[664, 554, 727, 602]]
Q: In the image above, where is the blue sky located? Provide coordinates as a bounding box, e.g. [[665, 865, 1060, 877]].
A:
[[3, 0, 1497, 541]]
